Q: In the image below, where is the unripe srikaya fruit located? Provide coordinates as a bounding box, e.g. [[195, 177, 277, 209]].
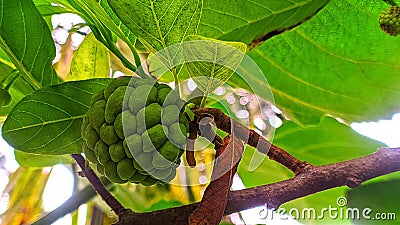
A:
[[82, 77, 189, 185], [379, 6, 400, 36]]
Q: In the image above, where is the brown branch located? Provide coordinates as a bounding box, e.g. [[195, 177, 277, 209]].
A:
[[185, 120, 198, 167], [71, 154, 129, 216], [189, 135, 243, 225], [115, 147, 400, 225], [192, 108, 311, 174]]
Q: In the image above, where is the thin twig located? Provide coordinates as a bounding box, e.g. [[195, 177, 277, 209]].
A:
[[32, 185, 98, 225], [71, 154, 128, 215]]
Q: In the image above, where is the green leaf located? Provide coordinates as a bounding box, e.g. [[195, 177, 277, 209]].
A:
[[111, 185, 149, 212], [240, 116, 385, 186], [67, 33, 110, 81], [0, 72, 35, 116], [15, 150, 74, 167], [0, 45, 13, 68], [97, 0, 136, 45], [108, 0, 203, 53], [36, 5, 75, 17], [238, 116, 385, 224], [274, 117, 385, 165], [0, 50, 35, 116], [183, 35, 246, 97], [198, 0, 329, 44], [111, 185, 182, 212], [347, 180, 400, 225], [1, 78, 112, 155], [146, 199, 184, 211], [33, 0, 74, 7], [33, 0, 77, 16], [0, 0, 62, 89], [67, 0, 140, 72], [234, 0, 400, 125]]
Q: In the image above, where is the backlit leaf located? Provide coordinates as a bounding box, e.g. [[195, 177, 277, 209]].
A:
[[108, 0, 203, 53], [15, 150, 74, 167], [198, 0, 329, 45], [183, 35, 246, 95], [231, 0, 400, 125], [67, 33, 110, 81]]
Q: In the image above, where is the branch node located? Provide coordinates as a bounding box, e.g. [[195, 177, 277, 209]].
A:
[[346, 177, 362, 188], [294, 161, 314, 175], [192, 107, 314, 175]]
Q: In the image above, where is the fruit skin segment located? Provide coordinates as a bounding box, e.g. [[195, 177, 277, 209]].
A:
[[379, 6, 400, 36], [81, 77, 188, 185]]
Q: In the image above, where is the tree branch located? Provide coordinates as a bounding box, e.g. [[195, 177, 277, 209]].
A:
[[192, 108, 312, 174], [115, 147, 400, 225], [32, 184, 98, 225], [71, 154, 129, 216]]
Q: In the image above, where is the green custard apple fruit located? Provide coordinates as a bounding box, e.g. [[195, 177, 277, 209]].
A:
[[82, 77, 189, 185], [379, 6, 400, 36]]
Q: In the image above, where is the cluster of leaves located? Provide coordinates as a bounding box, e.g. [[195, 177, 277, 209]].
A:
[[0, 0, 399, 224]]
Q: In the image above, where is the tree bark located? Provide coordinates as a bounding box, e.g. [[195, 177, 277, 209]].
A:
[[115, 147, 400, 225]]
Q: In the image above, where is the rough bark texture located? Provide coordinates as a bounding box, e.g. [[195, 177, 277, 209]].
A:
[[115, 147, 400, 225]]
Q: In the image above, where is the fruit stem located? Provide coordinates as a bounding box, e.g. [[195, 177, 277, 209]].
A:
[[200, 89, 210, 108], [172, 67, 181, 95]]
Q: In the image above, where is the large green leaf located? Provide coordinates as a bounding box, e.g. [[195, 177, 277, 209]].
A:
[[1, 79, 112, 155], [232, 0, 400, 125], [198, 0, 329, 44], [15, 150, 74, 167], [67, 33, 110, 81], [0, 0, 62, 89], [183, 35, 247, 97], [108, 0, 203, 53], [347, 180, 400, 225], [238, 116, 385, 224]]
